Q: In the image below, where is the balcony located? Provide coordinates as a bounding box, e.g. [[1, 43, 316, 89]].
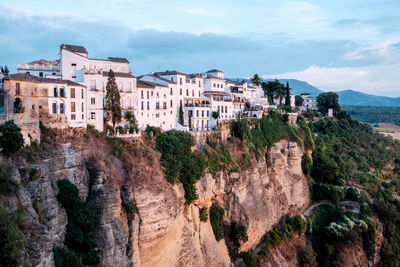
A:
[[184, 103, 211, 108], [85, 69, 102, 75]]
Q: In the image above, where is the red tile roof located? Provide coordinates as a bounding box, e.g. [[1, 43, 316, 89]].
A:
[[6, 73, 85, 87]]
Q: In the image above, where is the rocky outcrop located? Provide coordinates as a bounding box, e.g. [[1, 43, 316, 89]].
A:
[[5, 139, 309, 266]]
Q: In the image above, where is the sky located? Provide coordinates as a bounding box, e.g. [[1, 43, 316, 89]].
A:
[[0, 0, 399, 96]]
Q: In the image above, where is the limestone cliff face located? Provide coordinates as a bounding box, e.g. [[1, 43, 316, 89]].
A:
[[6, 139, 309, 266]]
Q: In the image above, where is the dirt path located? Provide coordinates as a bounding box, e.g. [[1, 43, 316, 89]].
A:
[[303, 200, 360, 216]]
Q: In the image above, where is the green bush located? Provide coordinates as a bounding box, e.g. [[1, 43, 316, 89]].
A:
[[199, 207, 208, 222], [53, 247, 83, 267], [0, 120, 24, 157], [56, 179, 100, 265], [241, 251, 261, 267], [0, 206, 25, 266], [297, 245, 318, 267], [301, 153, 313, 177], [311, 183, 346, 203], [231, 113, 250, 141], [156, 130, 206, 203], [229, 221, 248, 255], [145, 126, 161, 139], [0, 163, 18, 195], [209, 203, 225, 241]]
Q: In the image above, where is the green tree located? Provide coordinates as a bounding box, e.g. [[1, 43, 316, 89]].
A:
[[178, 102, 184, 125], [212, 111, 220, 127], [250, 74, 261, 86], [295, 95, 304, 106], [0, 120, 24, 157], [317, 92, 341, 115], [124, 111, 138, 133], [210, 203, 225, 241], [105, 69, 121, 131], [0, 66, 9, 75], [262, 79, 285, 106], [285, 82, 291, 107]]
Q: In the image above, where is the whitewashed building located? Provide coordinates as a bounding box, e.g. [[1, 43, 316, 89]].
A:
[[300, 93, 318, 110]]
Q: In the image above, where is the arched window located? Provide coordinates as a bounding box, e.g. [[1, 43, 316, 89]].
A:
[[13, 98, 23, 113]]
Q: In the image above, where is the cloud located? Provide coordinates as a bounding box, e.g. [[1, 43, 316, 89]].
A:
[[264, 63, 400, 97], [183, 8, 223, 18]]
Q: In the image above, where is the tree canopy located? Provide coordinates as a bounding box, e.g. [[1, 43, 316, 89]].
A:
[[0, 120, 24, 157], [250, 74, 261, 86], [317, 92, 341, 115]]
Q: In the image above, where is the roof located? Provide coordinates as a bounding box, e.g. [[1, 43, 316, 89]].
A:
[[205, 74, 226, 81], [140, 74, 177, 84], [108, 57, 129, 63], [6, 73, 85, 87], [103, 71, 135, 78], [187, 73, 202, 78], [136, 80, 170, 88], [225, 79, 235, 84], [61, 44, 87, 54], [206, 69, 224, 73], [235, 80, 247, 85], [301, 92, 310, 95], [152, 70, 187, 76], [25, 59, 60, 66]]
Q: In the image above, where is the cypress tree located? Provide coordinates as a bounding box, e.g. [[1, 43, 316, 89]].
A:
[[178, 102, 184, 125], [285, 82, 291, 107], [105, 69, 121, 131]]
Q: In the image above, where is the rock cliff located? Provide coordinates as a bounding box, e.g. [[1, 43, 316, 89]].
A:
[[5, 138, 309, 266]]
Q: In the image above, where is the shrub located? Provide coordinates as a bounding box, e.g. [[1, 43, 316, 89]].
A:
[[231, 113, 250, 141], [199, 207, 208, 222], [156, 130, 206, 203], [298, 245, 318, 267], [241, 251, 261, 267], [53, 247, 83, 267], [210, 203, 224, 241], [0, 206, 25, 265], [301, 153, 313, 177], [86, 124, 103, 138], [0, 120, 24, 156], [56, 179, 100, 265], [122, 200, 137, 221], [145, 126, 161, 139], [229, 221, 248, 255], [0, 163, 18, 195]]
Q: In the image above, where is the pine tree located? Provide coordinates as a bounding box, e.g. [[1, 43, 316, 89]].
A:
[[105, 70, 121, 131], [178, 102, 184, 125], [1, 66, 9, 75]]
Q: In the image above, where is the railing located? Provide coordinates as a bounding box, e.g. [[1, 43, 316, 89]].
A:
[[18, 64, 60, 71], [184, 104, 211, 108], [85, 69, 102, 74], [13, 106, 25, 113]]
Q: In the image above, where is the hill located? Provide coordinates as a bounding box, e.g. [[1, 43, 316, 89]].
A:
[[263, 79, 323, 97], [337, 90, 400, 106]]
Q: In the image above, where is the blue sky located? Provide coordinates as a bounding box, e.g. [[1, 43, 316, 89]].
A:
[[1, 0, 399, 96]]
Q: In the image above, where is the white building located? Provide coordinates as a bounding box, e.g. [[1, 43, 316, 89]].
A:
[[300, 93, 318, 110], [59, 44, 137, 131]]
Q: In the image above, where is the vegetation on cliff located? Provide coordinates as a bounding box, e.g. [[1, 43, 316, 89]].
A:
[[56, 179, 101, 266]]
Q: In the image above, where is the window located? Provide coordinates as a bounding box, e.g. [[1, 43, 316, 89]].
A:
[[179, 77, 182, 85], [71, 88, 75, 98], [52, 103, 57, 114], [16, 83, 20, 95], [225, 106, 227, 113], [91, 98, 95, 104], [202, 110, 204, 117], [180, 88, 182, 95], [156, 113, 160, 118], [82, 114, 84, 119], [192, 90, 194, 96], [71, 63, 76, 67], [71, 102, 76, 112], [186, 89, 189, 96], [39, 72, 43, 77], [170, 88, 173, 95], [60, 88, 65, 97], [207, 110, 209, 117], [81, 89, 84, 99], [60, 103, 65, 114], [54, 87, 58, 97], [82, 102, 84, 112], [147, 91, 149, 99], [91, 112, 95, 119], [163, 102, 167, 109], [156, 102, 160, 109], [213, 83, 216, 88], [196, 110, 199, 117], [170, 100, 173, 107], [32, 104, 35, 110], [141, 90, 144, 99], [71, 114, 76, 120], [199, 81, 201, 87], [147, 101, 149, 110], [141, 101, 144, 110]]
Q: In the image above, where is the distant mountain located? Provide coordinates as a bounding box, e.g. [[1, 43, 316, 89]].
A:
[[337, 90, 400, 107], [263, 79, 323, 97]]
